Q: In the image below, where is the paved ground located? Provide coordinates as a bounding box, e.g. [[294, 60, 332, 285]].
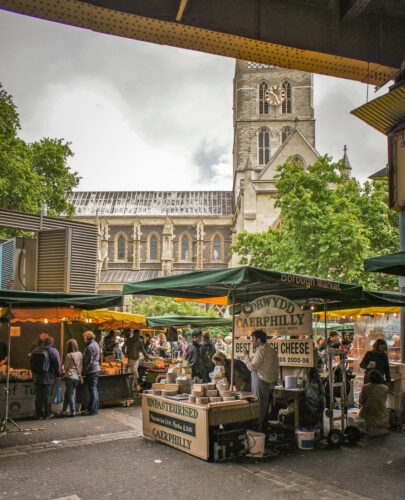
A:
[[0, 403, 404, 500]]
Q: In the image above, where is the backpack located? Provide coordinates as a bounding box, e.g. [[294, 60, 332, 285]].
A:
[[30, 347, 50, 374]]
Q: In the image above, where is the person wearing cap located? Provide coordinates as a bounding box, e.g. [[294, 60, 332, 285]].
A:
[[185, 329, 204, 381], [212, 351, 251, 391], [243, 330, 279, 429]]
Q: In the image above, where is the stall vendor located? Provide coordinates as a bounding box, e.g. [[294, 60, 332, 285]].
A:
[[243, 330, 279, 428], [359, 369, 389, 436], [212, 351, 251, 391], [0, 340, 7, 367], [156, 333, 171, 359], [360, 339, 391, 385]]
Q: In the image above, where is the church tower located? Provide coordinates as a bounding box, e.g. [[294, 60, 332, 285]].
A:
[[231, 61, 319, 265]]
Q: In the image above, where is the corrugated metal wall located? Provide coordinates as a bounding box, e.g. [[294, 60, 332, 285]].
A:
[[0, 238, 15, 289], [37, 229, 70, 292], [0, 209, 98, 294]]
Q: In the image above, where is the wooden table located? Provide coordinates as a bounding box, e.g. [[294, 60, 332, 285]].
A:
[[142, 394, 260, 460]]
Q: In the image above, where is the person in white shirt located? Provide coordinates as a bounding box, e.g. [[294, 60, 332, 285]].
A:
[[243, 330, 279, 429]]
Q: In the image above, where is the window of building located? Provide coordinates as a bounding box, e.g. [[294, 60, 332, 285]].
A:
[[258, 127, 271, 166], [291, 155, 306, 168], [281, 126, 292, 143], [114, 232, 127, 261], [282, 80, 293, 114], [117, 236, 125, 260], [258, 81, 269, 115], [180, 233, 191, 261], [212, 234, 223, 261], [150, 235, 158, 260]]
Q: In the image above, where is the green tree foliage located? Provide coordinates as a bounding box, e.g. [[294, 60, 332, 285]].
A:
[[231, 155, 399, 290], [130, 295, 219, 317], [0, 83, 80, 218]]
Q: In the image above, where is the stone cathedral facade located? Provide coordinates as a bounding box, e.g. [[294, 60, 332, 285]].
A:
[[69, 61, 342, 297]]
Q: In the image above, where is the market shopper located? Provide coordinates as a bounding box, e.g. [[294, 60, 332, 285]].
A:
[[201, 331, 215, 383], [212, 351, 251, 391], [103, 330, 118, 364], [156, 333, 171, 359], [62, 339, 83, 417], [215, 335, 227, 353], [360, 339, 391, 385], [30, 336, 62, 420], [359, 369, 389, 436], [186, 329, 204, 381], [224, 335, 233, 357], [173, 335, 186, 358], [29, 331, 49, 355], [243, 330, 279, 430], [146, 337, 158, 356], [124, 329, 150, 392], [82, 331, 101, 415]]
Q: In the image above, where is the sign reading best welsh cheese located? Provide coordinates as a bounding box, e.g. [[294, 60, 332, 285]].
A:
[[235, 295, 312, 338], [142, 394, 209, 460]]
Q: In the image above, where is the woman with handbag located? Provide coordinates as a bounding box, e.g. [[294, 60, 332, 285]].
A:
[[62, 339, 83, 417]]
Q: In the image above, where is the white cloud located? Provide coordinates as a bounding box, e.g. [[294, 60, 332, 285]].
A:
[[0, 9, 391, 192]]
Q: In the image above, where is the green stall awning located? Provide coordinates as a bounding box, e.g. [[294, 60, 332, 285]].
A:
[[0, 289, 123, 309], [364, 251, 405, 277], [123, 266, 363, 306], [146, 315, 232, 329]]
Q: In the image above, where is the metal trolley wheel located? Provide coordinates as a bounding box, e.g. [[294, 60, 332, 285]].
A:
[[327, 429, 344, 448]]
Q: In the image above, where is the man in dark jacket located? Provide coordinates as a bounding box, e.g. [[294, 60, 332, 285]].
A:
[[31, 336, 62, 419], [185, 329, 203, 381], [124, 329, 150, 392], [82, 331, 101, 415], [201, 331, 215, 382]]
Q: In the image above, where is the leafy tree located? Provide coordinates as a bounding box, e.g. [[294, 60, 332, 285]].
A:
[[231, 155, 399, 290], [0, 83, 80, 218], [130, 295, 219, 317]]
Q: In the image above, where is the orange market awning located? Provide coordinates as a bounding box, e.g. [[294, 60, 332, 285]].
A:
[[174, 296, 228, 306], [0, 307, 147, 329]]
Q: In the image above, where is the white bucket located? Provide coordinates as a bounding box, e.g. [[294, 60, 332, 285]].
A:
[[296, 428, 315, 450], [247, 430, 265, 456], [285, 376, 297, 389]]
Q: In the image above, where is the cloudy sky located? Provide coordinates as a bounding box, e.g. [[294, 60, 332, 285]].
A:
[[0, 9, 388, 192]]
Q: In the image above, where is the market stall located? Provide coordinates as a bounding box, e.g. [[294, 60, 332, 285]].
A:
[[123, 266, 373, 456], [0, 291, 152, 427]]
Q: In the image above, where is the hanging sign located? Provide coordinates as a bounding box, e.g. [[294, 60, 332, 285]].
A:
[[235, 338, 314, 367], [235, 295, 312, 338]]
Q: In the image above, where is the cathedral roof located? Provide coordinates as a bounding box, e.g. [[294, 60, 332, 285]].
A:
[[68, 191, 233, 217]]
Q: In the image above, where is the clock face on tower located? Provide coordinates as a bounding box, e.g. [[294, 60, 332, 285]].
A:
[[264, 84, 286, 106]]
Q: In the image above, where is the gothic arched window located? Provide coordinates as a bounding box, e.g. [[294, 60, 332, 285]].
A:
[[180, 233, 191, 261], [212, 234, 223, 262], [117, 236, 125, 260], [291, 155, 306, 168], [281, 126, 292, 143], [258, 127, 271, 166], [149, 235, 158, 261], [282, 80, 293, 114], [114, 232, 127, 261], [258, 81, 269, 115]]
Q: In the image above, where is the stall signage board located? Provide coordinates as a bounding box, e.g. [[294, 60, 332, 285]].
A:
[[142, 395, 209, 460], [235, 295, 312, 338], [235, 339, 314, 367]]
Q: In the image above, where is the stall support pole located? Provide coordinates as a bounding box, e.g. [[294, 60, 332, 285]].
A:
[[0, 302, 22, 434], [230, 287, 236, 391], [400, 209, 405, 363]]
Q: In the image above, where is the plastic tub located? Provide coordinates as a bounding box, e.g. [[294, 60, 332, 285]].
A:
[[296, 428, 315, 450], [247, 430, 265, 456], [285, 376, 297, 389]]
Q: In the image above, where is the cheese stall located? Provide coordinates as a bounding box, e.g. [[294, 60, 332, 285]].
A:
[[123, 266, 375, 460]]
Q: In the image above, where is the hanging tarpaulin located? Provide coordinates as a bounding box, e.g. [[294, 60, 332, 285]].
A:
[[235, 295, 312, 338]]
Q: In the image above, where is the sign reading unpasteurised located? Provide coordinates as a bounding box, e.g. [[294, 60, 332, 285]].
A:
[[235, 338, 314, 367], [235, 295, 312, 338], [142, 395, 209, 460]]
